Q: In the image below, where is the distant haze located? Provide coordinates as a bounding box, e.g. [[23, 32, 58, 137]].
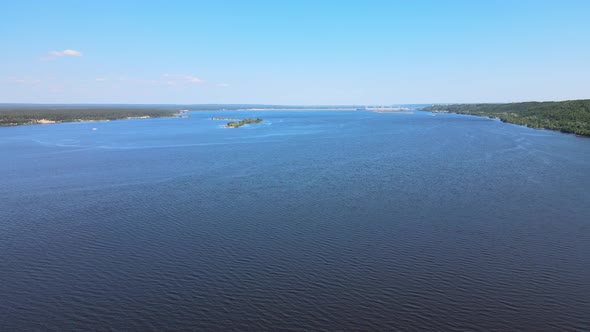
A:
[[1, 0, 589, 104]]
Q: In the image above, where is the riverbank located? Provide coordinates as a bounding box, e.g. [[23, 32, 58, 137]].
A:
[[422, 100, 590, 137], [0, 106, 187, 127]]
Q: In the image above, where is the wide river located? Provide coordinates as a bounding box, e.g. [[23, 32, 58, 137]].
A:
[[1, 110, 589, 330]]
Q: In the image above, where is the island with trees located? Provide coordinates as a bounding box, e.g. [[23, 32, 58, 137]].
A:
[[422, 99, 590, 136], [224, 118, 263, 128]]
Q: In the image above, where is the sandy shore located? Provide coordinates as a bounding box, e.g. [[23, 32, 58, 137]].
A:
[[35, 119, 57, 124]]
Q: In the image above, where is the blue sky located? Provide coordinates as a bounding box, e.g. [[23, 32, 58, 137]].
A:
[[1, 0, 589, 104]]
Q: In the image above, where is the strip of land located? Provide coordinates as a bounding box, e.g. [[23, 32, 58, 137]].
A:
[[422, 99, 590, 136], [0, 105, 187, 126]]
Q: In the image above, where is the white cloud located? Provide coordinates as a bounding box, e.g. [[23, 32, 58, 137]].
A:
[[162, 74, 203, 84], [49, 49, 82, 57], [90, 74, 207, 87], [8, 76, 41, 84], [40, 49, 82, 60], [187, 76, 202, 83]]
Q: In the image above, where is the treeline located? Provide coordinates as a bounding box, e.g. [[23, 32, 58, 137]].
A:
[[0, 105, 179, 126], [423, 100, 590, 136]]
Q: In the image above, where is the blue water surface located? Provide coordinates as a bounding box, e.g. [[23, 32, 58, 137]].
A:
[[1, 110, 589, 330]]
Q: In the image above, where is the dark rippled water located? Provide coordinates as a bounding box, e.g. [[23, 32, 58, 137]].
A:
[[1, 110, 589, 331]]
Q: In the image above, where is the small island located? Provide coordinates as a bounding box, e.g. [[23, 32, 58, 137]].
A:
[[224, 118, 263, 128]]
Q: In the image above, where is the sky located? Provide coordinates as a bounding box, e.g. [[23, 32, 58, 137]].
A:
[[1, 0, 589, 104]]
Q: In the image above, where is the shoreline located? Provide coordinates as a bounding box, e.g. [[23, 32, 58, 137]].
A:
[[0, 116, 170, 127], [419, 109, 590, 138], [0, 110, 188, 128], [420, 100, 590, 137]]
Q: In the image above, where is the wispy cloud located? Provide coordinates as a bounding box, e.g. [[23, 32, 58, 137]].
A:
[[50, 49, 82, 57], [41, 49, 82, 60], [162, 74, 203, 84], [92, 74, 211, 87], [93, 76, 149, 84], [7, 76, 42, 84]]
